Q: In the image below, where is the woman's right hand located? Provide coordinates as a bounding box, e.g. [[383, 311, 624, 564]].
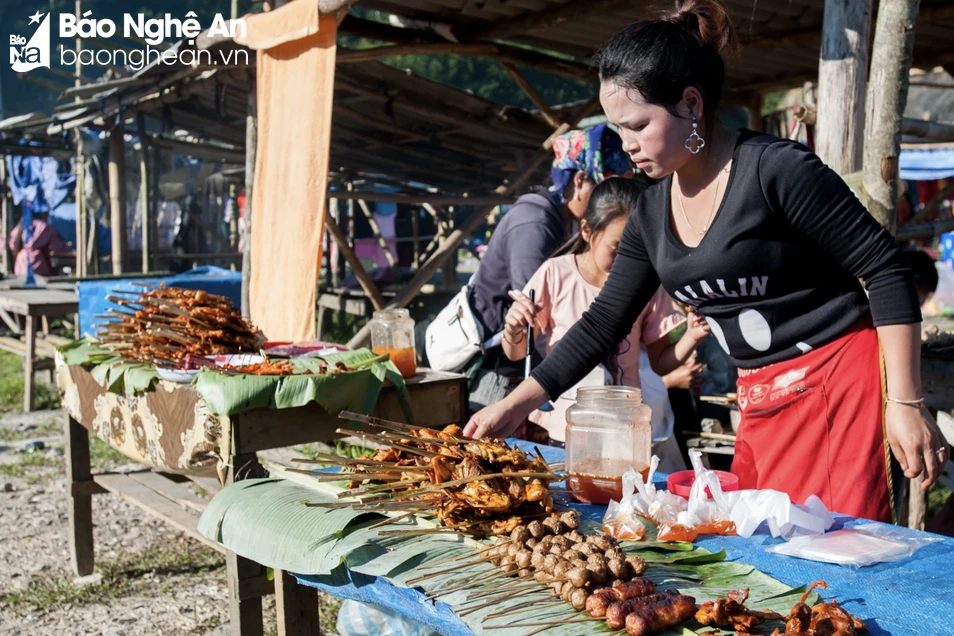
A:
[[463, 399, 526, 439], [464, 377, 548, 439]]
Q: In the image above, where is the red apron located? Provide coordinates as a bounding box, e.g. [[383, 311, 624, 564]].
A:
[[732, 318, 893, 523]]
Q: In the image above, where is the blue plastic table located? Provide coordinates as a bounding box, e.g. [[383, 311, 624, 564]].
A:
[[295, 441, 954, 636]]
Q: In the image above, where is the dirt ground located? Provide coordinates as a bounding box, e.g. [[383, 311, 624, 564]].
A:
[[0, 407, 342, 635]]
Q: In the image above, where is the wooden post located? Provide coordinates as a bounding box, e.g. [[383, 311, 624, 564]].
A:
[[861, 0, 921, 235], [228, 182, 238, 251], [23, 315, 35, 412], [150, 146, 160, 272], [241, 78, 256, 321], [330, 198, 345, 287], [411, 205, 420, 269], [66, 414, 95, 576], [275, 569, 320, 636], [0, 158, 9, 274], [108, 121, 127, 274], [325, 214, 386, 310], [442, 216, 456, 288], [356, 199, 396, 267], [225, 452, 266, 636], [746, 92, 764, 132], [501, 62, 561, 129], [74, 130, 87, 278], [815, 0, 873, 174], [138, 117, 151, 273]]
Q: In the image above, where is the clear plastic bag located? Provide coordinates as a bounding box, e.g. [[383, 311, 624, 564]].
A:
[[602, 498, 647, 540], [767, 523, 942, 568], [336, 599, 439, 636], [603, 457, 681, 540]]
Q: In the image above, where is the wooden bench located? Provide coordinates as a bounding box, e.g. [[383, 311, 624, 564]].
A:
[[0, 288, 78, 411]]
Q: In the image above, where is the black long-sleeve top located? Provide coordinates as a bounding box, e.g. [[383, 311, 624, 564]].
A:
[[531, 131, 921, 400]]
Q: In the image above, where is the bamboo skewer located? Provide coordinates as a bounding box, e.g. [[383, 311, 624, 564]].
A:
[[365, 511, 417, 530], [457, 589, 550, 617], [334, 429, 439, 458], [417, 541, 509, 569], [285, 470, 406, 482], [423, 568, 508, 600], [406, 556, 494, 583], [485, 597, 567, 620]]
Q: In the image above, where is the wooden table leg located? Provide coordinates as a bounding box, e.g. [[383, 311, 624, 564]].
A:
[[227, 551, 265, 636], [23, 315, 35, 412], [66, 414, 95, 576], [225, 451, 267, 636], [275, 569, 320, 636]]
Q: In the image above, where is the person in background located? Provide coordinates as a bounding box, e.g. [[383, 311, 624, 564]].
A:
[[433, 124, 634, 412], [8, 203, 69, 277], [502, 178, 709, 452], [470, 124, 634, 342]]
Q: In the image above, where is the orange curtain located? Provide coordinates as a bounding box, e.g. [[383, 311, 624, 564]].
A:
[[237, 0, 336, 342]]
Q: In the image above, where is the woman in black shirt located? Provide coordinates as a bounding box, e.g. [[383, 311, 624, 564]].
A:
[[464, 0, 948, 522]]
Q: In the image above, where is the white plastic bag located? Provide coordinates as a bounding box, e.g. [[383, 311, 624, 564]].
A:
[[722, 491, 834, 539], [767, 523, 942, 568]]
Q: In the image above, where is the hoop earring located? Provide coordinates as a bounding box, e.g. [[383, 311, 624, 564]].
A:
[[685, 115, 705, 154]]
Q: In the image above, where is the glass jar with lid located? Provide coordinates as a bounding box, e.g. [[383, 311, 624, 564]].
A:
[[564, 386, 652, 505], [370, 308, 417, 379]]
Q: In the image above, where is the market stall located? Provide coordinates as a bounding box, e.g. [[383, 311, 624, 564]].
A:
[[55, 285, 466, 635], [199, 434, 954, 636]]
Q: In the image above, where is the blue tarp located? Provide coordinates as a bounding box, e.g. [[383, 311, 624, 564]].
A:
[[295, 441, 954, 636], [900, 147, 954, 181], [77, 266, 242, 337]]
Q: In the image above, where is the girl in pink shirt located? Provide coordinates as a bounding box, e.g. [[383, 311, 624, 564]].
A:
[[503, 178, 709, 442]]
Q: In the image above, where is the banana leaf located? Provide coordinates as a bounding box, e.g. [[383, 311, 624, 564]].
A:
[[57, 338, 114, 365], [193, 348, 413, 420], [199, 477, 816, 636]]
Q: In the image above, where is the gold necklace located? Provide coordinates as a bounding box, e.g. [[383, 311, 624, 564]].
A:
[[678, 133, 731, 237]]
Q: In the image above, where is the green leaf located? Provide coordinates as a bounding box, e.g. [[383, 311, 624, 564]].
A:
[[199, 476, 811, 636], [193, 348, 406, 417], [58, 338, 114, 365]]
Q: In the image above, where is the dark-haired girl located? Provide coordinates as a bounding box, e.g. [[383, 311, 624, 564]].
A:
[[465, 0, 949, 522], [502, 178, 709, 445]]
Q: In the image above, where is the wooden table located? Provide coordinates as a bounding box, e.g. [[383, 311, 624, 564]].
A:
[[62, 364, 467, 636], [0, 287, 78, 411]]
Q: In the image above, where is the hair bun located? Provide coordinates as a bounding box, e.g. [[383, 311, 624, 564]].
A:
[[664, 0, 739, 59]]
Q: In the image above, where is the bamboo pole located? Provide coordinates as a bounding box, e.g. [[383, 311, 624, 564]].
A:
[[815, 0, 873, 175], [862, 0, 922, 235], [137, 115, 150, 273], [411, 205, 420, 270], [0, 159, 8, 275], [241, 77, 256, 321], [356, 199, 396, 267], [108, 121, 127, 274], [501, 63, 561, 130], [325, 214, 386, 311]]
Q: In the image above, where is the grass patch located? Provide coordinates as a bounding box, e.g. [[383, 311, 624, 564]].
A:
[[0, 351, 60, 412], [0, 541, 224, 614], [0, 449, 63, 483], [89, 436, 130, 471], [0, 418, 61, 441], [318, 591, 342, 635]]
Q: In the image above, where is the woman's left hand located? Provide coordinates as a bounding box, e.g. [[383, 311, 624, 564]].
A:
[[884, 402, 950, 489]]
